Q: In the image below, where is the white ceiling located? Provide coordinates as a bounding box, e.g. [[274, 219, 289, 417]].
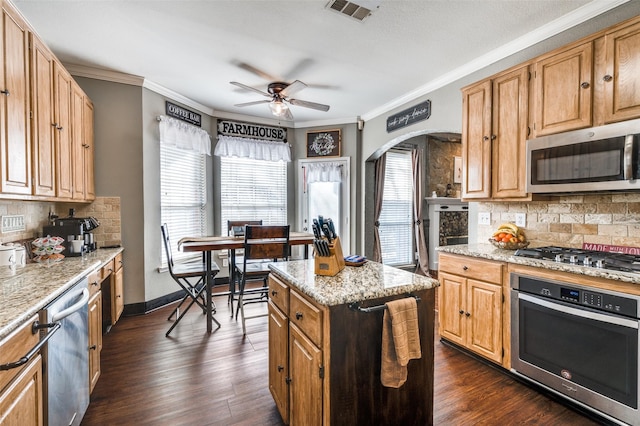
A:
[[11, 0, 629, 126]]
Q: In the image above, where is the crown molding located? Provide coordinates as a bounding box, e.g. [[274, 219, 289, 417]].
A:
[[64, 63, 144, 86], [141, 80, 214, 116], [361, 0, 630, 122]]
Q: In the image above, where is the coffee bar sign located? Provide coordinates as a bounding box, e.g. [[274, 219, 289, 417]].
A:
[[386, 100, 431, 132], [218, 120, 287, 142], [166, 101, 201, 127]]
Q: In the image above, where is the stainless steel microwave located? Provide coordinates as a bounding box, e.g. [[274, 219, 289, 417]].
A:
[[526, 119, 640, 193]]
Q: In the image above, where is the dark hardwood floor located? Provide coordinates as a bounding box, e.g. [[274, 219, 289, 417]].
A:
[[81, 292, 604, 425]]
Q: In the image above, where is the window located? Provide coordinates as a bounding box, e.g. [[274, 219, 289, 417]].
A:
[[160, 144, 207, 265], [379, 150, 414, 266], [220, 157, 287, 230]]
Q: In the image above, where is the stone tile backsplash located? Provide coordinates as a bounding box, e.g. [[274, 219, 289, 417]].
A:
[[477, 193, 640, 248]]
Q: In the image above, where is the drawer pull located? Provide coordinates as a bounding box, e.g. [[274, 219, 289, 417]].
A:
[[295, 312, 303, 320], [277, 365, 284, 372], [465, 312, 471, 317], [603, 74, 613, 82], [91, 281, 99, 286], [0, 89, 9, 96], [580, 81, 590, 89], [89, 345, 97, 351], [459, 309, 464, 315], [271, 290, 277, 297], [462, 266, 468, 271]]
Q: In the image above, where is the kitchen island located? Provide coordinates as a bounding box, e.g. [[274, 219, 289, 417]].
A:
[[267, 259, 439, 425]]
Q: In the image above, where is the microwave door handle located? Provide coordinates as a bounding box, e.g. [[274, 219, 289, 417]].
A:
[[623, 134, 634, 180]]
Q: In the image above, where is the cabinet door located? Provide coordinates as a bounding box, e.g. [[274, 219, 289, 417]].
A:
[[30, 35, 56, 197], [289, 323, 322, 426], [438, 272, 466, 346], [71, 82, 85, 200], [603, 20, 640, 123], [268, 302, 289, 424], [83, 96, 95, 200], [111, 265, 124, 325], [533, 42, 593, 136], [462, 80, 492, 199], [0, 354, 43, 426], [88, 291, 102, 393], [491, 66, 529, 199], [0, 2, 31, 195], [53, 61, 73, 199], [466, 279, 502, 363]]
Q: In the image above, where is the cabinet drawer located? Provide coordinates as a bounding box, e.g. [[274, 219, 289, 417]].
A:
[[268, 275, 289, 314], [101, 259, 115, 280], [439, 253, 503, 284], [0, 315, 40, 392], [87, 269, 102, 297], [289, 290, 322, 346], [114, 252, 123, 272]]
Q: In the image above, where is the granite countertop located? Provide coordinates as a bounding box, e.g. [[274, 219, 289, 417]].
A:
[[438, 243, 640, 285], [268, 258, 439, 307], [0, 247, 123, 340]]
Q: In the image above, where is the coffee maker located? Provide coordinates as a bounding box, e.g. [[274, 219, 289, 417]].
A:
[[42, 209, 100, 257]]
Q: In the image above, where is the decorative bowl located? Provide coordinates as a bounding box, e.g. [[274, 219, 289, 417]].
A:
[[489, 238, 530, 250]]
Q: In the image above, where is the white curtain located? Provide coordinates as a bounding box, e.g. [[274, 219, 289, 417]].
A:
[[158, 115, 211, 156], [214, 135, 291, 162], [306, 162, 342, 183]]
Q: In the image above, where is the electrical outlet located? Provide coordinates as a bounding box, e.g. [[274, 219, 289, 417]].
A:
[[478, 212, 491, 226], [515, 213, 526, 227], [1, 215, 25, 233]]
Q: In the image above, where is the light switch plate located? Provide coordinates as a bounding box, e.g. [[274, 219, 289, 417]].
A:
[[478, 212, 491, 226], [515, 213, 526, 227], [1, 215, 25, 233]]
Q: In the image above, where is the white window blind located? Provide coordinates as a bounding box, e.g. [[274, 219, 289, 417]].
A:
[[160, 144, 207, 266], [220, 156, 287, 229], [379, 150, 414, 266]]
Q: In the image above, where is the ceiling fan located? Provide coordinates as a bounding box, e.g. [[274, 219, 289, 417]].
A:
[[230, 80, 330, 120]]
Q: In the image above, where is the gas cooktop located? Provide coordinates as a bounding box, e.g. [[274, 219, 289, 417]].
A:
[[514, 246, 640, 273]]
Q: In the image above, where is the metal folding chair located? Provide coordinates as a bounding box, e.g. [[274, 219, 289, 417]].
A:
[[227, 220, 262, 316], [161, 223, 220, 336], [235, 225, 290, 335]]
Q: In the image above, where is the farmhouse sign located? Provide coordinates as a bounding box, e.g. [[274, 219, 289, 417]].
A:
[[386, 100, 431, 132], [166, 101, 202, 127], [218, 120, 287, 142]]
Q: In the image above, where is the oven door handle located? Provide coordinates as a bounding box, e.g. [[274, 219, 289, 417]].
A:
[[519, 293, 639, 329], [51, 288, 89, 323]]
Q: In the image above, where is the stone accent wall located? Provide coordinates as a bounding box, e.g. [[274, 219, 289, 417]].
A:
[[427, 138, 462, 197], [477, 193, 640, 248]]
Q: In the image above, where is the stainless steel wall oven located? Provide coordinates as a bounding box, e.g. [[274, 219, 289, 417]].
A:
[[510, 273, 640, 426]]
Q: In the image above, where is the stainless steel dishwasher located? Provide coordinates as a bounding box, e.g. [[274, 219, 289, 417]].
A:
[[41, 277, 90, 426]]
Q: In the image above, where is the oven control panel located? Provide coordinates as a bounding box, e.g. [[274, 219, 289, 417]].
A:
[[514, 274, 639, 318]]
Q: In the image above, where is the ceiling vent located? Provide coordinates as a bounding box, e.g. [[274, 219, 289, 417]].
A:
[[326, 0, 382, 22]]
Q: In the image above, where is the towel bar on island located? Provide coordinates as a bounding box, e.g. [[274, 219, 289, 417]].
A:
[[348, 294, 421, 313]]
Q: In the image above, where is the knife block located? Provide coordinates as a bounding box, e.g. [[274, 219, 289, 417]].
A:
[[314, 236, 346, 276]]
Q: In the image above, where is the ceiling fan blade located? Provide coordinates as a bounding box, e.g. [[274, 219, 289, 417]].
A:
[[235, 100, 271, 107], [234, 61, 280, 81], [280, 80, 307, 98], [282, 58, 314, 81], [289, 98, 330, 112], [230, 81, 270, 97], [282, 108, 294, 121]]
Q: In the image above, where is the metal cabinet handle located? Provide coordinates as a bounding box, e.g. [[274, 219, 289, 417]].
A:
[[89, 344, 97, 351], [465, 312, 471, 317], [0, 322, 60, 371], [277, 365, 284, 372], [91, 280, 99, 286], [490, 135, 496, 140], [580, 81, 590, 89], [295, 312, 303, 320], [271, 290, 277, 297], [482, 136, 489, 141], [459, 309, 464, 315], [462, 266, 468, 271], [0, 89, 9, 96], [603, 74, 613, 82]]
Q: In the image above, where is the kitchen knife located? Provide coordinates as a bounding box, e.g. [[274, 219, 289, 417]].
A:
[[321, 240, 330, 257], [321, 223, 332, 243], [327, 218, 336, 239], [312, 223, 321, 239]]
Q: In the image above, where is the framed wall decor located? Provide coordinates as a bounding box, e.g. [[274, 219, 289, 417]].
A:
[[307, 129, 341, 157]]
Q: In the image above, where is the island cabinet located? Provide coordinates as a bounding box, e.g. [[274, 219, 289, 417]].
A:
[[268, 259, 438, 426], [461, 65, 530, 201], [0, 315, 43, 425], [438, 253, 507, 367]]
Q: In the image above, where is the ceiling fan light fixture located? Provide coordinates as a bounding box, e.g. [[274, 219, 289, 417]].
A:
[[269, 99, 289, 117]]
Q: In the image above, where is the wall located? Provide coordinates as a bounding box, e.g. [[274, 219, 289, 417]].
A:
[[477, 194, 640, 249], [427, 138, 461, 198]]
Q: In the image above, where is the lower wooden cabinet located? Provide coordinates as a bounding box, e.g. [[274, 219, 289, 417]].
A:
[[111, 253, 124, 325], [0, 354, 43, 426], [88, 290, 102, 394], [438, 253, 505, 365]]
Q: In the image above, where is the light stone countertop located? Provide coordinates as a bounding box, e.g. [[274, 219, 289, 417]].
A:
[[438, 244, 640, 285], [0, 248, 123, 340], [268, 258, 439, 307]]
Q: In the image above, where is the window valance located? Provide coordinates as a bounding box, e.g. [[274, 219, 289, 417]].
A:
[[214, 135, 291, 162], [158, 115, 211, 156], [306, 162, 343, 183]]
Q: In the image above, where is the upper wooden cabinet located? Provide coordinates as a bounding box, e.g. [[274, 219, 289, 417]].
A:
[[600, 20, 640, 124], [532, 41, 593, 137], [0, 0, 31, 196], [71, 82, 94, 201], [0, 0, 93, 202], [462, 66, 530, 200]]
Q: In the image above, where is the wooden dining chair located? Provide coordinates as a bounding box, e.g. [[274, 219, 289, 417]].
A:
[[161, 223, 220, 336], [235, 225, 290, 335]]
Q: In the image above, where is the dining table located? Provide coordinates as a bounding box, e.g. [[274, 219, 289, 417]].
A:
[[178, 231, 315, 333]]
